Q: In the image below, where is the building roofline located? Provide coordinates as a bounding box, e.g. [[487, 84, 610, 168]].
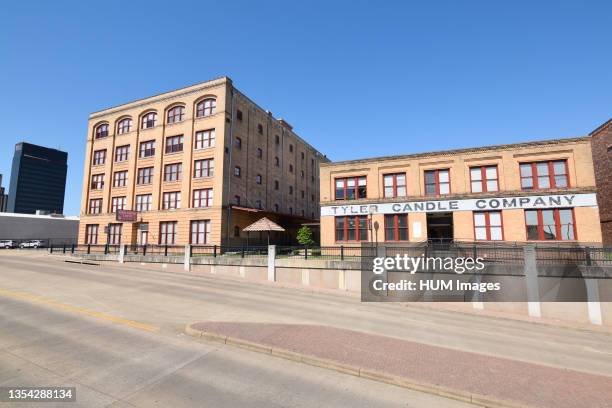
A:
[[320, 136, 591, 167], [87, 77, 329, 160], [589, 118, 612, 136], [232, 87, 329, 160], [89, 76, 230, 118], [0, 212, 79, 220]]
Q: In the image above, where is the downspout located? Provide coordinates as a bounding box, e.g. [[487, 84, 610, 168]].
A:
[[224, 87, 236, 246]]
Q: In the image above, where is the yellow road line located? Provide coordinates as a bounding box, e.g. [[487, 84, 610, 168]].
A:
[[0, 287, 160, 333]]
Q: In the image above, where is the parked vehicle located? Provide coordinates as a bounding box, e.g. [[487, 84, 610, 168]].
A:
[[19, 240, 44, 248], [0, 240, 16, 249]]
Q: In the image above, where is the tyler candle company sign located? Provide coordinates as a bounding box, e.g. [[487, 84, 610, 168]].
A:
[[321, 193, 598, 216]]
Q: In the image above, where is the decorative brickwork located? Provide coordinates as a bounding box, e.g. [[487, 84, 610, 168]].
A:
[[590, 119, 612, 245]]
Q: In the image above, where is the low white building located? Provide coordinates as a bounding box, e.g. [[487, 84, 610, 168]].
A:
[[0, 212, 79, 245]]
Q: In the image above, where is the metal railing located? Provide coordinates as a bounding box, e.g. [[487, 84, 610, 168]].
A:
[[126, 244, 185, 257], [47, 241, 612, 267], [191, 245, 268, 258], [536, 246, 612, 266], [276, 245, 375, 260]]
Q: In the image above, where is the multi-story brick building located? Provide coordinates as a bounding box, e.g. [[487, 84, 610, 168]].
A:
[[79, 77, 327, 246], [319, 131, 606, 246], [590, 119, 612, 245]]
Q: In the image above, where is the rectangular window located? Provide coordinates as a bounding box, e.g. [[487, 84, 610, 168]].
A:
[[162, 191, 181, 210], [164, 163, 182, 182], [190, 220, 211, 244], [135, 194, 152, 212], [384, 214, 409, 241], [525, 208, 575, 241], [335, 215, 368, 241], [139, 140, 156, 158], [424, 169, 450, 196], [520, 160, 568, 190], [91, 174, 105, 190], [113, 171, 128, 187], [108, 223, 122, 245], [111, 196, 126, 213], [85, 224, 99, 244], [193, 188, 213, 208], [93, 149, 106, 166], [165, 135, 184, 154], [89, 198, 102, 214], [194, 159, 214, 178], [115, 145, 130, 162], [473, 211, 503, 241], [137, 167, 153, 184], [195, 129, 215, 149], [383, 173, 407, 198], [159, 221, 177, 245], [470, 166, 499, 193], [335, 176, 367, 200]]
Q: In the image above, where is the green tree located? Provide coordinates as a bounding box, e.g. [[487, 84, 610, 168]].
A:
[[296, 225, 315, 246]]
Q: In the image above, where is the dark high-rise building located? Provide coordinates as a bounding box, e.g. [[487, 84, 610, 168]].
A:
[[7, 142, 68, 214], [0, 174, 7, 212]]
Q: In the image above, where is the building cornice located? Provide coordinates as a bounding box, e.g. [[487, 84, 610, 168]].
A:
[[89, 76, 230, 120], [321, 136, 591, 167]]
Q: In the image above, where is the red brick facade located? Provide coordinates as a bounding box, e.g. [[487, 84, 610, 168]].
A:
[[590, 119, 612, 245]]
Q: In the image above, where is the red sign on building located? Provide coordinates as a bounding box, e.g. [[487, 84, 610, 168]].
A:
[[116, 209, 138, 222]]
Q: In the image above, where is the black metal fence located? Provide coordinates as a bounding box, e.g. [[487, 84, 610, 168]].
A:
[[191, 245, 268, 257], [45, 241, 612, 267], [276, 245, 376, 260]]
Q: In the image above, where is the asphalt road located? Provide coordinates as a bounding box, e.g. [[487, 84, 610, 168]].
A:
[[0, 252, 475, 408], [1, 251, 611, 407]]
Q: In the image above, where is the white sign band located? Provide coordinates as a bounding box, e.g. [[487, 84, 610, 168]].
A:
[[320, 193, 598, 216]]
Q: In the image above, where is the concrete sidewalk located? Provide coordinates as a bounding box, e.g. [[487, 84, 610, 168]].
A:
[[187, 322, 612, 408]]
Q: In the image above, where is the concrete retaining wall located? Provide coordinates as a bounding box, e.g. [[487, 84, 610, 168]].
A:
[[70, 245, 612, 328]]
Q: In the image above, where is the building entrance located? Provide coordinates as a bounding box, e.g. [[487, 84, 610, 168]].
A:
[[426, 212, 454, 242]]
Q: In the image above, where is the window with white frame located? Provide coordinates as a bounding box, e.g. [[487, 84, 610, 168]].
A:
[[196, 98, 216, 117], [85, 224, 99, 244], [193, 188, 213, 208], [190, 220, 210, 244], [167, 106, 185, 124], [159, 221, 177, 245], [470, 165, 499, 193], [135, 194, 152, 212], [117, 118, 132, 134], [162, 191, 181, 210], [474, 211, 503, 240], [111, 196, 126, 213], [194, 159, 213, 178], [164, 163, 182, 182], [195, 129, 215, 149], [113, 171, 128, 187]]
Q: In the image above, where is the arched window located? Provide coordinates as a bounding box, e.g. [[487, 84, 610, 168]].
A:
[[95, 123, 109, 139], [117, 118, 132, 134], [167, 106, 185, 124], [141, 112, 157, 129], [196, 98, 216, 118]]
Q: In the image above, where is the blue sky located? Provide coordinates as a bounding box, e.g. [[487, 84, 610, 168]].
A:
[[1, 0, 611, 216]]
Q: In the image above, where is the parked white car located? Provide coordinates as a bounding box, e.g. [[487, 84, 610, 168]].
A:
[[0, 240, 16, 249], [19, 240, 44, 248]]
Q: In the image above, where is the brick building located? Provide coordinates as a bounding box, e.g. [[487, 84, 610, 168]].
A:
[[79, 77, 327, 246], [590, 119, 612, 245], [319, 132, 605, 246]]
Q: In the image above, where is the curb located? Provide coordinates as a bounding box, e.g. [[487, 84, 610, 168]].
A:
[[185, 323, 534, 408]]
